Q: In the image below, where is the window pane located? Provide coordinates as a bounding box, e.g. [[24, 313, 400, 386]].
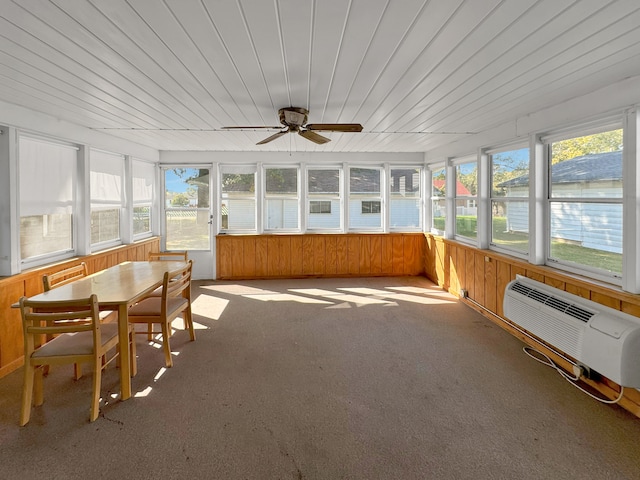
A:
[[221, 171, 255, 231], [308, 199, 341, 229], [349, 168, 381, 229], [20, 214, 72, 260], [91, 208, 120, 244], [266, 199, 298, 229], [550, 130, 623, 199], [492, 148, 529, 198], [308, 169, 339, 194], [549, 201, 622, 274], [432, 168, 445, 196], [133, 206, 151, 235], [492, 200, 528, 254], [391, 168, 421, 229], [432, 199, 445, 232], [266, 168, 297, 195], [19, 137, 76, 261], [350, 168, 381, 194], [455, 162, 477, 239], [166, 210, 210, 250]]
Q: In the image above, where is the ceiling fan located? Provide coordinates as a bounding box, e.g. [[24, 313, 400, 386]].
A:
[[222, 107, 363, 145]]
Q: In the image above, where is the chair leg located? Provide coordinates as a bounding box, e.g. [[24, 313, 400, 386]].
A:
[[33, 366, 44, 406], [20, 363, 35, 426], [129, 328, 137, 377], [147, 324, 153, 342], [74, 363, 83, 380], [161, 321, 173, 368], [90, 357, 102, 422], [186, 307, 195, 342]]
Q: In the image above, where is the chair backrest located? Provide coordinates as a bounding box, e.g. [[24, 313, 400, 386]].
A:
[[149, 251, 188, 262], [43, 263, 88, 291], [163, 260, 193, 302], [20, 295, 101, 357]]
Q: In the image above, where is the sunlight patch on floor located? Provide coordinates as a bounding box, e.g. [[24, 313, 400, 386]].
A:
[[290, 288, 394, 306], [192, 295, 229, 320], [201, 284, 277, 295], [242, 293, 333, 304]]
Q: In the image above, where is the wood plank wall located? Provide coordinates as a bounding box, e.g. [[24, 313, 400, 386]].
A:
[[0, 237, 160, 378], [424, 234, 640, 418], [216, 233, 425, 280]]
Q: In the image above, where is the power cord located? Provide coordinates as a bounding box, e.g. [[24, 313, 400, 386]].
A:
[[523, 346, 625, 404]]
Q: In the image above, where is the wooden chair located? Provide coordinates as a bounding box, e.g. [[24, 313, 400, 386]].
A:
[[18, 294, 136, 425], [43, 262, 88, 291], [128, 260, 195, 368], [43, 263, 90, 380], [148, 251, 188, 262]]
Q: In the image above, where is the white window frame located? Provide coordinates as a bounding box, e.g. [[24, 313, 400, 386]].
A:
[[541, 122, 624, 285], [263, 165, 300, 232], [219, 165, 257, 233], [451, 155, 478, 244], [428, 164, 446, 235], [306, 166, 344, 232], [389, 166, 422, 232], [89, 149, 124, 250], [487, 143, 531, 259], [132, 159, 156, 240], [18, 134, 79, 268], [348, 166, 384, 232]]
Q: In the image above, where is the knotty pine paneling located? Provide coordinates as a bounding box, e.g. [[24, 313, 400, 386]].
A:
[[216, 233, 425, 280], [0, 237, 159, 378]]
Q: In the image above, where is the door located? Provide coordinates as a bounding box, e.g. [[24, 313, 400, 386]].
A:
[[162, 167, 214, 280]]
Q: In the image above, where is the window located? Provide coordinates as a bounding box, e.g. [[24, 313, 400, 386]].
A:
[[90, 149, 124, 247], [430, 167, 446, 234], [264, 167, 299, 230], [390, 167, 421, 230], [310, 201, 332, 214], [547, 128, 623, 277], [220, 166, 256, 231], [454, 158, 478, 240], [349, 167, 382, 230], [361, 201, 381, 214], [132, 160, 155, 237], [490, 147, 530, 255], [307, 168, 342, 230], [19, 136, 77, 263], [165, 167, 211, 250]]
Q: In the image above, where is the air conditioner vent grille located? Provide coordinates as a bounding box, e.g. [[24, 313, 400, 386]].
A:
[[509, 281, 595, 323]]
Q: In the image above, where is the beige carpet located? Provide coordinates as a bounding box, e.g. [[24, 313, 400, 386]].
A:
[[1, 276, 639, 479]]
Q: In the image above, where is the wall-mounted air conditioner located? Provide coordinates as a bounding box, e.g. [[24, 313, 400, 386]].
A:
[[503, 275, 640, 388]]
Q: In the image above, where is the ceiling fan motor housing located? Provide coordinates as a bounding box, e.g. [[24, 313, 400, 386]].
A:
[[279, 107, 308, 128]]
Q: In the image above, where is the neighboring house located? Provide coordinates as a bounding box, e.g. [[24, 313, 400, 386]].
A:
[[498, 151, 622, 253], [432, 179, 475, 217]]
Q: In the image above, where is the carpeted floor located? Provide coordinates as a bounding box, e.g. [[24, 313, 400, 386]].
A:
[[1, 276, 639, 479]]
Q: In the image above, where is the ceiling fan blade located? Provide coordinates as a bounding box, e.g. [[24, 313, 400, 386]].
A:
[[299, 130, 331, 144], [221, 126, 282, 130], [256, 130, 288, 145], [305, 123, 363, 132]]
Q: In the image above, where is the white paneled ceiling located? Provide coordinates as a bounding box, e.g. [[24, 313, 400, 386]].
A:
[[1, 0, 640, 152]]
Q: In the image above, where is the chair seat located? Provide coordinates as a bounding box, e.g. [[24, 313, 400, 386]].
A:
[[128, 296, 189, 318], [32, 323, 119, 358]]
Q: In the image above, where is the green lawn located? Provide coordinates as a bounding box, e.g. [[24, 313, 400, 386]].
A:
[[434, 216, 622, 274]]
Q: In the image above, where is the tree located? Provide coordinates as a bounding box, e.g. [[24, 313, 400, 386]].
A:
[[171, 193, 190, 207], [551, 129, 623, 164]]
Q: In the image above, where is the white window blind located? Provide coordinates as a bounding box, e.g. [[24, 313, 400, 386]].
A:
[[90, 149, 123, 209], [19, 136, 77, 216], [132, 160, 155, 204]]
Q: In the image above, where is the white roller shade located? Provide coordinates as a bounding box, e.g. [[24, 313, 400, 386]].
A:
[[132, 160, 155, 204], [19, 136, 77, 216], [90, 149, 123, 209]]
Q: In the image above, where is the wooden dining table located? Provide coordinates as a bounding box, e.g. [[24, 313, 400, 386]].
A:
[[22, 260, 187, 401]]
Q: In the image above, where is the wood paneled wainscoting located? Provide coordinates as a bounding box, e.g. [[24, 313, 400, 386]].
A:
[[425, 234, 640, 418], [0, 237, 160, 378], [216, 233, 425, 280]]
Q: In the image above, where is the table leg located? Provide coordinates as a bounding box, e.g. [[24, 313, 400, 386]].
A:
[[118, 303, 132, 400]]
